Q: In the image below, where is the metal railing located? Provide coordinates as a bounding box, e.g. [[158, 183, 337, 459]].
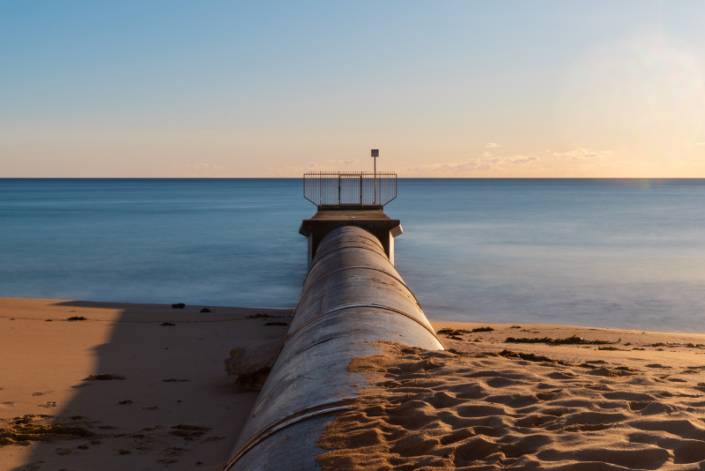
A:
[[303, 171, 397, 208]]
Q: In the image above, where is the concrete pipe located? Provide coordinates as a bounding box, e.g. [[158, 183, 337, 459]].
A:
[[225, 225, 443, 471]]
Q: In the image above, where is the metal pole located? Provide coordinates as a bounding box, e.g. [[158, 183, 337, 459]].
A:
[[338, 173, 341, 206], [374, 158, 377, 204]]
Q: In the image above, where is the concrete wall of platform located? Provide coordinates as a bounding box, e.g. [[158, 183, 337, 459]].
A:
[[298, 209, 403, 266]]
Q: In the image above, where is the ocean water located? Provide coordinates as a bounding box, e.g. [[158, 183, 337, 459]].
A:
[[1, 179, 703, 333]]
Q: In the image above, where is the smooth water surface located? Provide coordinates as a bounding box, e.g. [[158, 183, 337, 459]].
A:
[[1, 179, 703, 332]]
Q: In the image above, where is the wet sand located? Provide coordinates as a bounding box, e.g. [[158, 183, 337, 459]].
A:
[[0, 298, 291, 471]]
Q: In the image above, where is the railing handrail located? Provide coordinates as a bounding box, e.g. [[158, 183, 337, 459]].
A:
[[303, 171, 397, 208]]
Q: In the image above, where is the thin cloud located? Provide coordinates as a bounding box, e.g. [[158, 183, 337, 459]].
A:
[[326, 159, 360, 164], [485, 143, 501, 148], [507, 155, 539, 165], [406, 154, 539, 174], [552, 148, 614, 160], [174, 163, 225, 170], [696, 142, 705, 146]]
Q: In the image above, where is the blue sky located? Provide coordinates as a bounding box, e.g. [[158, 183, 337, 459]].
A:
[[2, 1, 705, 177]]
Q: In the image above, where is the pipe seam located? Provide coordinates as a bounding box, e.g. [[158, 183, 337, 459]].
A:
[[306, 244, 390, 274], [225, 398, 356, 470], [294, 266, 421, 318], [289, 303, 442, 346]]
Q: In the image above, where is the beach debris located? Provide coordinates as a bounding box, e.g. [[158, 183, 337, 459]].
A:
[[472, 327, 494, 332], [45, 319, 52, 322], [83, 374, 125, 381], [0, 415, 96, 447], [598, 346, 628, 351], [118, 449, 131, 455], [171, 303, 185, 309], [509, 325, 522, 329], [169, 424, 211, 441], [38, 402, 57, 408], [499, 349, 573, 367], [646, 364, 671, 369], [647, 342, 705, 349], [264, 321, 287, 326], [437, 328, 471, 335], [117, 400, 132, 405], [66, 316, 87, 321], [158, 459, 179, 464], [225, 334, 291, 391], [162, 378, 189, 382], [200, 308, 211, 313], [161, 322, 175, 326], [680, 369, 699, 375], [56, 448, 72, 455], [77, 444, 89, 449], [247, 313, 278, 318], [505, 334, 613, 345]]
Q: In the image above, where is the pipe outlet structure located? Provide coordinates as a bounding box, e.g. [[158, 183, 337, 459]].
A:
[[225, 219, 443, 471]]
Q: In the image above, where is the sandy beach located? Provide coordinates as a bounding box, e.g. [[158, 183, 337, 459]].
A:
[[2, 299, 705, 470], [317, 323, 705, 470], [0, 298, 291, 471]]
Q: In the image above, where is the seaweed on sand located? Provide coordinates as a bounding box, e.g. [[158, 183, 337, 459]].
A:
[[437, 328, 471, 335], [505, 334, 613, 346], [499, 349, 573, 366], [472, 327, 494, 332]]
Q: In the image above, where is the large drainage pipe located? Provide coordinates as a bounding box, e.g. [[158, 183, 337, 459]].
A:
[[225, 225, 444, 470]]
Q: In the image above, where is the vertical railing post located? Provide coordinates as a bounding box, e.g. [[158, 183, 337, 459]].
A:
[[360, 174, 363, 205]]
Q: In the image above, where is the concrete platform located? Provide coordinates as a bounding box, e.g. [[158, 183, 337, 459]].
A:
[[298, 209, 402, 266]]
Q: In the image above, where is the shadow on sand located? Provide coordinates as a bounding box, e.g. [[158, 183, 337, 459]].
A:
[[9, 300, 291, 471]]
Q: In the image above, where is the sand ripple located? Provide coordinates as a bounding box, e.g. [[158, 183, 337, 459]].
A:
[[316, 342, 705, 470]]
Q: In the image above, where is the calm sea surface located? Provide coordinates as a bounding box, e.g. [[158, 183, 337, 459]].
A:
[[1, 179, 703, 332]]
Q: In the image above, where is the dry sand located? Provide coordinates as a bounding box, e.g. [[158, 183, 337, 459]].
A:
[[4, 300, 705, 471], [0, 298, 291, 471], [316, 322, 705, 471]]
